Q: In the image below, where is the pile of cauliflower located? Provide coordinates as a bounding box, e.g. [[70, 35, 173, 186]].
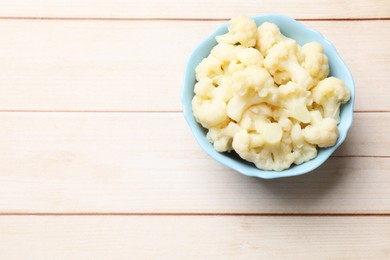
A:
[[192, 16, 351, 171]]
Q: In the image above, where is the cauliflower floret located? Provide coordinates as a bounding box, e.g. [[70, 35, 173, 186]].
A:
[[210, 43, 243, 73], [225, 48, 263, 74], [232, 130, 265, 151], [195, 56, 223, 81], [192, 95, 229, 128], [236, 47, 264, 67], [211, 75, 234, 102], [300, 42, 329, 86], [278, 117, 293, 132], [232, 66, 275, 95], [256, 22, 286, 57], [226, 93, 263, 122], [278, 82, 312, 123], [258, 122, 284, 147], [192, 78, 231, 128], [302, 111, 339, 148], [290, 124, 317, 165], [242, 105, 286, 149], [207, 122, 241, 152], [253, 146, 296, 171], [194, 78, 214, 98], [237, 104, 283, 147], [227, 67, 277, 121], [226, 60, 245, 75], [272, 107, 291, 122], [264, 39, 314, 89], [210, 44, 263, 74], [210, 43, 239, 62], [195, 77, 234, 103], [232, 126, 295, 171], [216, 16, 257, 47], [250, 103, 273, 134], [239, 104, 273, 131], [272, 71, 291, 86], [242, 110, 316, 169], [311, 77, 351, 122]]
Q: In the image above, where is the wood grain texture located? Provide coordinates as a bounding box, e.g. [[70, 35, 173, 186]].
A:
[[0, 2, 388, 259], [333, 112, 390, 156], [0, 112, 388, 213], [0, 0, 388, 19], [0, 1, 388, 258], [0, 216, 389, 259], [0, 20, 388, 111]]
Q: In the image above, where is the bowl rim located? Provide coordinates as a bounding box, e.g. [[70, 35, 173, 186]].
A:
[[181, 14, 355, 179]]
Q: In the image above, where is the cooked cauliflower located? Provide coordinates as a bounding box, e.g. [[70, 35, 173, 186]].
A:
[[210, 43, 239, 62], [302, 111, 339, 147], [191, 16, 351, 171], [311, 77, 351, 122], [210, 43, 263, 74], [237, 47, 264, 67], [216, 16, 257, 47], [195, 77, 233, 102], [207, 122, 241, 152], [291, 124, 318, 165], [239, 104, 272, 132], [192, 95, 228, 129], [231, 66, 275, 96], [231, 105, 298, 171], [192, 78, 230, 128], [195, 56, 223, 81], [232, 127, 296, 171], [227, 67, 277, 121], [256, 22, 285, 57], [300, 42, 329, 86], [264, 39, 314, 89], [210, 44, 244, 73], [278, 82, 312, 123]]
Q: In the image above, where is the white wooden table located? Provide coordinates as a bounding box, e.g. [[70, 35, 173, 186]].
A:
[[0, 1, 389, 259]]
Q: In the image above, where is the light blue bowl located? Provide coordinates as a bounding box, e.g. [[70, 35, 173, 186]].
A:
[[181, 14, 355, 179]]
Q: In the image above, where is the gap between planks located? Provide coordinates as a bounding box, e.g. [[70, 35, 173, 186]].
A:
[[0, 17, 389, 21], [0, 111, 387, 159], [1, 213, 390, 217], [0, 110, 387, 113]]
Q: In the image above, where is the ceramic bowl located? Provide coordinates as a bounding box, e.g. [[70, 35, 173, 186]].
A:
[[181, 14, 355, 179]]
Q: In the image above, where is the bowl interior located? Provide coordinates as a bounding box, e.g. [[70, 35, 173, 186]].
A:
[[182, 14, 355, 179]]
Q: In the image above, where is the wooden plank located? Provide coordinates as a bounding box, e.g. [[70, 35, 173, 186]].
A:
[[0, 20, 387, 112], [0, 0, 388, 19], [0, 216, 389, 259], [0, 112, 389, 214], [333, 112, 389, 156]]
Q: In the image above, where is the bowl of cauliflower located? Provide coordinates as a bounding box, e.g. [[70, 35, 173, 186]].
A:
[[182, 14, 355, 179]]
